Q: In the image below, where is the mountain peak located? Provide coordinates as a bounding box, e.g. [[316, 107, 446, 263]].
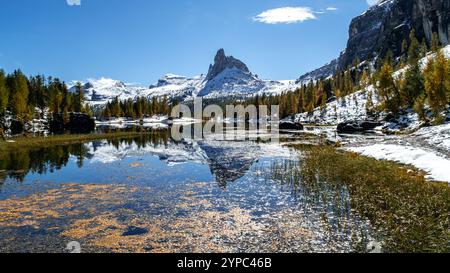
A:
[[214, 48, 226, 63], [296, 0, 449, 83], [206, 49, 250, 81]]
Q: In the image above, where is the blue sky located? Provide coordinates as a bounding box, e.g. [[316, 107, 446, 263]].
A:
[[0, 0, 375, 85]]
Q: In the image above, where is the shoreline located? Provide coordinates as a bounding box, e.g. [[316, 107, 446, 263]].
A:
[[0, 131, 166, 152]]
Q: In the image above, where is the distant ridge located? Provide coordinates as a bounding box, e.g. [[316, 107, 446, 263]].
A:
[[297, 0, 450, 83]]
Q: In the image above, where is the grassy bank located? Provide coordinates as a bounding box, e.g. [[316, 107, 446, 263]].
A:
[[0, 131, 163, 152], [278, 144, 450, 252]]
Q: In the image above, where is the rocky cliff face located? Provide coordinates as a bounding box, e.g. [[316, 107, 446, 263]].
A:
[[297, 0, 450, 83], [206, 49, 251, 81]]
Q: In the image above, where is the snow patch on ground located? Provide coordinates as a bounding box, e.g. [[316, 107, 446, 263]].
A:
[[382, 109, 422, 133], [413, 123, 450, 153], [294, 86, 381, 125], [346, 144, 450, 183]]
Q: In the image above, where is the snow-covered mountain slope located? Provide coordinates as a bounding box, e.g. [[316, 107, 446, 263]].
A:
[[198, 67, 296, 99], [198, 49, 298, 98], [294, 86, 382, 126], [148, 74, 205, 100], [70, 49, 299, 106], [69, 78, 152, 107], [295, 45, 450, 128], [296, 0, 449, 83]]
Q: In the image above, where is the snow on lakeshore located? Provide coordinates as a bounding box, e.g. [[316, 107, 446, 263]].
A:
[[345, 144, 450, 183], [413, 123, 450, 153], [294, 86, 381, 125]]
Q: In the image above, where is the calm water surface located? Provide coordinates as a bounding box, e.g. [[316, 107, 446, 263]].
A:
[[0, 128, 438, 253]]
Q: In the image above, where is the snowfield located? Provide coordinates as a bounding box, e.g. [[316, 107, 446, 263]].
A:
[[413, 123, 450, 153], [295, 86, 382, 125], [294, 45, 450, 128], [346, 144, 450, 183], [71, 70, 299, 107]]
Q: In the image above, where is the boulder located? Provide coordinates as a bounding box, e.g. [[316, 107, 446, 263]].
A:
[[50, 113, 95, 133], [337, 120, 382, 134], [9, 119, 25, 135], [279, 121, 304, 131], [49, 114, 66, 133], [68, 113, 96, 133]]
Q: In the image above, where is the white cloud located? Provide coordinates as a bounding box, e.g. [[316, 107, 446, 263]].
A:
[[67, 0, 81, 6], [366, 0, 379, 6], [253, 7, 317, 24], [326, 7, 338, 11]]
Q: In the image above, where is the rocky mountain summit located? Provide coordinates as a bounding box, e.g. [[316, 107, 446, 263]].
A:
[[297, 0, 450, 83], [197, 49, 291, 98], [72, 49, 296, 105], [72, 0, 450, 104], [205, 49, 251, 81]]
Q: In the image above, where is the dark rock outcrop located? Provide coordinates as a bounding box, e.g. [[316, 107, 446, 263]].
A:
[[50, 113, 95, 133], [206, 49, 250, 81], [9, 119, 25, 135], [337, 120, 382, 134], [297, 0, 450, 82], [69, 113, 96, 133], [296, 59, 339, 84], [279, 121, 304, 131]]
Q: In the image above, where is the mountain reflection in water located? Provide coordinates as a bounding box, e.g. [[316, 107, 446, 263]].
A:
[[0, 127, 288, 189], [0, 127, 380, 253]]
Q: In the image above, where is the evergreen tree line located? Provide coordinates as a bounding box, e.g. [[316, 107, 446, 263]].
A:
[[245, 31, 448, 121], [245, 60, 370, 118], [0, 69, 90, 121], [101, 96, 170, 119], [374, 31, 449, 122]]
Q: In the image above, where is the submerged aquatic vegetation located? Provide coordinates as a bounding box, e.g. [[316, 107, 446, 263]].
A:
[[0, 132, 448, 253], [272, 145, 450, 253]]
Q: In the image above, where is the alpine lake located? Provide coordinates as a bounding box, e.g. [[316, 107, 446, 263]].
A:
[[0, 123, 448, 253]]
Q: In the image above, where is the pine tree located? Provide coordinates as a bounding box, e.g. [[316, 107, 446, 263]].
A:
[[413, 94, 427, 121], [376, 61, 400, 113], [74, 82, 85, 113], [400, 30, 425, 107], [28, 75, 47, 114], [0, 70, 8, 115], [7, 70, 30, 120], [104, 106, 111, 118], [420, 38, 428, 57], [48, 78, 64, 115], [320, 92, 327, 111], [424, 50, 450, 117], [360, 70, 370, 89], [366, 90, 374, 115], [400, 39, 408, 66], [431, 32, 440, 53], [407, 30, 421, 65]]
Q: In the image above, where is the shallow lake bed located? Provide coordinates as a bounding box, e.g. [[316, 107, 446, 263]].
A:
[[0, 128, 448, 253]]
